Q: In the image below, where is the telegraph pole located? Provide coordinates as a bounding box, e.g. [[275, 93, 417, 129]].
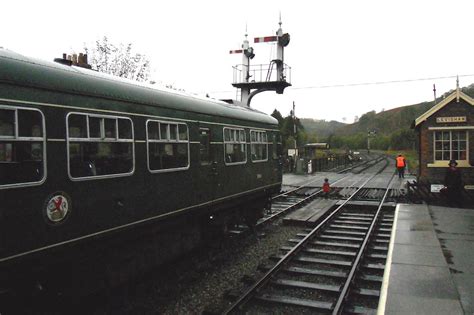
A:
[[367, 130, 376, 154]]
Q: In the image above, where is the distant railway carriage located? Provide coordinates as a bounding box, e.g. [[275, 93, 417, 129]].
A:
[[0, 49, 282, 283]]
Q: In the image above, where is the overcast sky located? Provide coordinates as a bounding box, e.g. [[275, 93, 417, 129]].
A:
[[2, 0, 474, 122]]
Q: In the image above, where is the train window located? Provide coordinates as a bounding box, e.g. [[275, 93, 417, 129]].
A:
[[147, 121, 159, 140], [118, 119, 133, 139], [160, 123, 168, 139], [67, 113, 134, 180], [224, 129, 231, 142], [147, 120, 189, 172], [250, 130, 268, 162], [18, 110, 43, 137], [169, 124, 177, 140], [0, 106, 46, 189], [68, 114, 87, 138], [0, 109, 15, 137], [104, 118, 117, 139], [89, 116, 101, 138], [179, 124, 188, 141], [223, 127, 246, 165]]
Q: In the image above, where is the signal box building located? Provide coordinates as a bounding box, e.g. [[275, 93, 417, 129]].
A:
[[413, 89, 474, 187]]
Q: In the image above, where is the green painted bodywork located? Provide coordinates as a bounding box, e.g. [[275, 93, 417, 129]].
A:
[[0, 48, 282, 264], [0, 49, 278, 127]]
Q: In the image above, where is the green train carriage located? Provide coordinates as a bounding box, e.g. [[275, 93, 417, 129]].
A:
[[0, 49, 282, 278]]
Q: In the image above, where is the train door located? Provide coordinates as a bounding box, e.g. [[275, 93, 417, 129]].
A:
[[197, 127, 218, 203], [273, 132, 283, 181]]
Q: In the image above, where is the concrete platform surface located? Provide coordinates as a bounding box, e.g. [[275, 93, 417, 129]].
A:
[[379, 204, 474, 314]]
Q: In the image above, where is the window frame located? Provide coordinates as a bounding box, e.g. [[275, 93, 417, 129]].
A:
[[223, 127, 247, 166], [0, 105, 47, 189], [146, 119, 190, 173], [250, 129, 268, 163], [433, 130, 469, 163], [66, 112, 135, 181]]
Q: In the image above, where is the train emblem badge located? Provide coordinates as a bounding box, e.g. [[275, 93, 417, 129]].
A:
[[44, 192, 71, 224]]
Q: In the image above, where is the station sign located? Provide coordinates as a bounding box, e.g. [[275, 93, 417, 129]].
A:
[[430, 184, 445, 193], [288, 149, 298, 157], [436, 116, 467, 123]]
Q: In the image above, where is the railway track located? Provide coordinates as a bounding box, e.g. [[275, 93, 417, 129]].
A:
[[228, 155, 389, 236], [222, 159, 396, 314]]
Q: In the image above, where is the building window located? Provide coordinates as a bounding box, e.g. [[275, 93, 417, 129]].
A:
[[223, 127, 246, 165], [147, 120, 189, 172], [250, 130, 268, 162], [434, 130, 468, 162], [67, 113, 134, 179], [0, 106, 46, 188]]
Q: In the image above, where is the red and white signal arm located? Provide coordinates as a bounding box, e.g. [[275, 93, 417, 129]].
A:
[[254, 36, 278, 43], [254, 34, 290, 47]]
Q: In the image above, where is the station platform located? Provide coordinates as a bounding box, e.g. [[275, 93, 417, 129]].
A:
[[379, 204, 474, 314]]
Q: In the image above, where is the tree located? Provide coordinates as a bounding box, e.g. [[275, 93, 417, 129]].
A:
[[271, 109, 284, 129], [84, 36, 151, 82]]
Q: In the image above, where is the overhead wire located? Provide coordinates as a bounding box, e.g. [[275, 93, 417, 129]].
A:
[[291, 74, 474, 90], [206, 73, 474, 94]]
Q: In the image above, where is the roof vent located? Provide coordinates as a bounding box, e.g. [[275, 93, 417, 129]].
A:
[[54, 53, 73, 66], [54, 52, 92, 69]]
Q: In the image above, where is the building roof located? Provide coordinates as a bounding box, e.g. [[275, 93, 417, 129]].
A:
[[414, 89, 474, 127]]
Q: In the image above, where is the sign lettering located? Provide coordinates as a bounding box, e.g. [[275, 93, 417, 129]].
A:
[[436, 116, 467, 123]]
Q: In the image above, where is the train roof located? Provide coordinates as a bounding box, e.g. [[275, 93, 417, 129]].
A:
[[0, 48, 278, 126]]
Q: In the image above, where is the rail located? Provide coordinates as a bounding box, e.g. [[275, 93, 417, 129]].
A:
[[222, 157, 391, 314], [332, 173, 395, 314]]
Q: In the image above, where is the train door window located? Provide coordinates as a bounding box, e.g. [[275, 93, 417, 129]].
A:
[[67, 113, 134, 180], [250, 130, 268, 162], [223, 127, 246, 165], [0, 106, 46, 189], [146, 120, 189, 172], [199, 128, 210, 165]]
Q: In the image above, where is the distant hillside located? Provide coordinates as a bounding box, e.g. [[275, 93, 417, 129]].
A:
[[338, 83, 474, 137], [299, 118, 346, 138], [297, 83, 474, 150]]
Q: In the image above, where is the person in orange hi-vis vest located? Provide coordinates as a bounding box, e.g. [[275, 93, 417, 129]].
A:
[[396, 154, 407, 179]]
